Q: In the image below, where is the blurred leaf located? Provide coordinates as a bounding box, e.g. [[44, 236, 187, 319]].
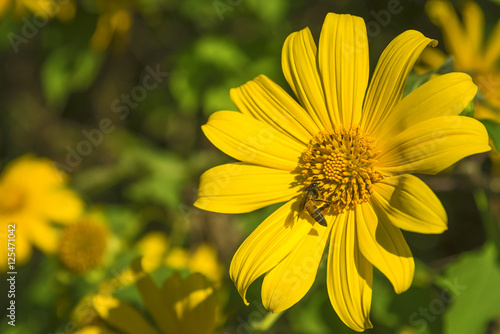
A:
[[404, 57, 455, 98], [480, 119, 500, 151], [41, 47, 102, 106], [105, 205, 143, 241], [403, 72, 431, 98], [287, 291, 345, 334], [123, 148, 187, 209], [437, 242, 500, 334], [194, 36, 247, 71], [203, 81, 237, 114], [459, 101, 475, 118], [247, 0, 289, 24]]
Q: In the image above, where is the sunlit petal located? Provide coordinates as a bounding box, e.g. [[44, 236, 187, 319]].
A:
[[232, 74, 318, 143], [202, 111, 304, 171], [362, 30, 437, 135], [356, 202, 414, 294], [230, 200, 313, 305], [371, 174, 447, 234], [282, 27, 329, 130], [195, 163, 299, 213], [327, 210, 373, 331], [262, 221, 331, 313], [319, 13, 369, 126]]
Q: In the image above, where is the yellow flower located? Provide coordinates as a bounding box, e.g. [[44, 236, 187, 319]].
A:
[[0, 0, 76, 21], [78, 259, 218, 334], [423, 0, 500, 122], [136, 230, 225, 286], [58, 214, 108, 274], [194, 13, 490, 331], [0, 154, 83, 270], [136, 230, 170, 272], [89, 0, 134, 52], [165, 244, 225, 287]]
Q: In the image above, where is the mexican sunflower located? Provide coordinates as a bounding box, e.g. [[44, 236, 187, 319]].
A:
[[0, 154, 83, 271], [195, 13, 490, 331], [419, 0, 500, 122]]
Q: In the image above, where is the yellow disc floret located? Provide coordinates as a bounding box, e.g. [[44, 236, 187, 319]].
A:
[[59, 220, 108, 274], [299, 126, 384, 214]]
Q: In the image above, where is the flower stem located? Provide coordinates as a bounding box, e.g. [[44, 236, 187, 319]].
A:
[[474, 189, 500, 251], [253, 311, 283, 333]]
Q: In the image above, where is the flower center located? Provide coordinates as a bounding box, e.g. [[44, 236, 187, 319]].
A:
[[0, 184, 27, 215], [298, 126, 384, 214], [58, 220, 108, 274]]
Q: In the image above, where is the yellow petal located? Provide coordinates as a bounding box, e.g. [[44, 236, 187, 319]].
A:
[[161, 273, 217, 334], [261, 221, 331, 313], [202, 111, 304, 171], [282, 27, 330, 130], [356, 202, 414, 294], [371, 174, 447, 234], [425, 0, 472, 69], [130, 258, 177, 334], [188, 244, 224, 285], [35, 188, 84, 224], [461, 0, 484, 61], [92, 295, 157, 334], [76, 325, 119, 334], [318, 13, 369, 126], [362, 30, 437, 136], [28, 219, 59, 254], [230, 200, 313, 305], [484, 19, 500, 70], [2, 154, 68, 189], [195, 163, 299, 213], [374, 72, 477, 145], [378, 116, 490, 175], [327, 210, 373, 331], [230, 75, 317, 144]]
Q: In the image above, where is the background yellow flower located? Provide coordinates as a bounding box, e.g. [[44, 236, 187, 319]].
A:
[[422, 0, 500, 122], [0, 154, 83, 270]]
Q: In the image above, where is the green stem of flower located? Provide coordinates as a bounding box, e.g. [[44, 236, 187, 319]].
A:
[[474, 189, 500, 251], [253, 311, 283, 333]]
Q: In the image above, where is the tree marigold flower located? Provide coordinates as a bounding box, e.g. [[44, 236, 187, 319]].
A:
[[195, 12, 490, 331], [422, 0, 500, 122], [0, 154, 83, 270], [58, 218, 108, 274]]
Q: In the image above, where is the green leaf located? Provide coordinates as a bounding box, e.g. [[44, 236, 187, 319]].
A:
[[459, 101, 475, 118], [437, 242, 500, 334], [480, 119, 500, 151], [41, 47, 102, 106]]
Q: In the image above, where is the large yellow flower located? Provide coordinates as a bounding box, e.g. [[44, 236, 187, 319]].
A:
[[0, 154, 83, 270], [194, 12, 491, 331], [421, 0, 500, 122]]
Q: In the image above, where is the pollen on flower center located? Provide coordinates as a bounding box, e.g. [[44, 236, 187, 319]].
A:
[[59, 220, 108, 274], [298, 126, 384, 214]]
